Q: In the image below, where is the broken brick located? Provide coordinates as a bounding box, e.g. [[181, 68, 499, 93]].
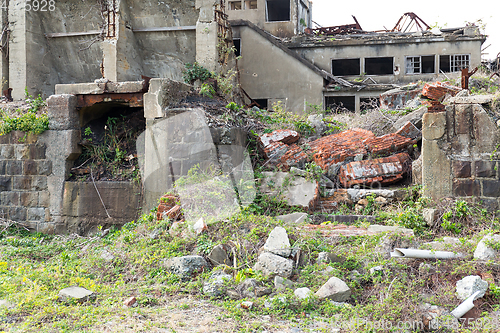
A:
[[308, 128, 375, 170], [338, 152, 411, 188], [452, 160, 471, 178], [363, 133, 416, 156], [157, 194, 182, 221], [278, 144, 308, 170], [395, 121, 421, 140], [263, 141, 289, 161], [421, 82, 462, 101], [258, 129, 299, 148]]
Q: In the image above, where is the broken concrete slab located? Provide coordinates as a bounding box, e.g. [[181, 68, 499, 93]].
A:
[[338, 152, 411, 188], [259, 172, 319, 209], [367, 224, 414, 236], [448, 94, 494, 105], [55, 81, 146, 95], [58, 286, 95, 303], [345, 188, 406, 202], [393, 106, 427, 130], [275, 212, 308, 224], [258, 129, 299, 148], [380, 87, 421, 110], [263, 226, 291, 257]]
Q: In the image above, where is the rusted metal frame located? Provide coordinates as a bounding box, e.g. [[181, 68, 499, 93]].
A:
[[76, 93, 144, 109], [461, 67, 478, 90], [391, 12, 430, 32]]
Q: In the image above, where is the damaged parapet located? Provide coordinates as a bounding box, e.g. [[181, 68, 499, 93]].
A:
[[422, 91, 500, 209]]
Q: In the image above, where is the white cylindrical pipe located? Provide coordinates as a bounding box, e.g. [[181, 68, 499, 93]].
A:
[[451, 291, 481, 318], [390, 248, 463, 259]]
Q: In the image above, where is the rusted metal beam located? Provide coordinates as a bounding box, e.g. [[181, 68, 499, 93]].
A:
[[461, 67, 478, 90], [391, 12, 430, 32], [76, 93, 144, 109]]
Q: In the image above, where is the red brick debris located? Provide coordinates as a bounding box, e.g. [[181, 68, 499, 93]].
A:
[[338, 152, 411, 188], [263, 140, 289, 160], [421, 81, 461, 101], [363, 133, 416, 156], [157, 194, 183, 221], [258, 129, 300, 148], [395, 121, 421, 140], [277, 144, 308, 171], [308, 128, 375, 169]]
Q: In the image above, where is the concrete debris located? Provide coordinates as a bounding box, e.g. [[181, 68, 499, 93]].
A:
[[263, 226, 292, 257], [259, 172, 319, 210], [294, 287, 313, 299], [412, 155, 423, 185], [274, 276, 294, 291], [423, 208, 440, 227], [456, 275, 488, 301], [474, 234, 500, 261], [253, 252, 294, 278], [395, 121, 421, 140], [258, 129, 300, 148], [163, 255, 208, 280], [422, 82, 462, 101], [393, 106, 426, 130], [316, 252, 344, 264], [307, 114, 327, 135], [203, 271, 233, 297], [275, 212, 308, 224], [366, 224, 414, 236], [300, 224, 375, 237], [379, 87, 421, 110], [157, 195, 182, 221], [58, 286, 95, 303], [338, 152, 411, 187], [192, 217, 208, 234], [315, 277, 351, 302]]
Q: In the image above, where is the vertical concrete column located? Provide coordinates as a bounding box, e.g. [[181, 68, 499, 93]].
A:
[[422, 111, 452, 200], [0, 3, 8, 92], [195, 0, 219, 72], [8, 0, 27, 100], [102, 0, 144, 81]]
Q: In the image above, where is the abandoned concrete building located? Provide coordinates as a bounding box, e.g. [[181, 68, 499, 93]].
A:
[[0, 0, 486, 112]]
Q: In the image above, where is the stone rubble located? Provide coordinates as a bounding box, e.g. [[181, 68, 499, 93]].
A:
[[455, 275, 488, 300], [315, 277, 351, 302], [58, 286, 95, 303], [263, 226, 291, 257], [474, 234, 500, 260]]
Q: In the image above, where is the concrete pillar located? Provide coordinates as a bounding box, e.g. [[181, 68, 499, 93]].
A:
[[422, 111, 452, 200], [8, 0, 27, 100], [102, 0, 144, 81], [0, 4, 8, 92], [195, 0, 219, 72]]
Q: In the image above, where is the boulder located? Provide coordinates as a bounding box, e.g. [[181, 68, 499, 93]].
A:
[[58, 286, 95, 303], [163, 255, 208, 280], [474, 234, 500, 261], [315, 277, 351, 302], [294, 287, 313, 300], [203, 271, 233, 297], [253, 252, 294, 278], [263, 226, 291, 257], [456, 275, 488, 300], [274, 276, 294, 291], [237, 278, 272, 298], [208, 244, 231, 266]]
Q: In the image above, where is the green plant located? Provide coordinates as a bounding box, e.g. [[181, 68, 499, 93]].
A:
[[0, 111, 49, 137], [303, 162, 324, 182], [225, 102, 240, 112], [182, 62, 213, 84], [200, 83, 216, 98]]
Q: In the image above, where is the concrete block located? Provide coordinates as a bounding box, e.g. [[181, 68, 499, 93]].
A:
[[473, 105, 500, 153], [143, 92, 162, 119], [27, 207, 46, 222], [58, 286, 95, 302], [29, 144, 46, 159], [422, 112, 446, 140], [20, 192, 38, 207], [453, 179, 480, 197], [475, 160, 496, 178], [449, 95, 494, 104], [105, 81, 145, 93], [482, 180, 500, 197], [38, 191, 50, 207], [454, 104, 472, 135], [422, 139, 452, 200], [452, 160, 471, 178], [55, 83, 104, 95], [47, 94, 79, 130]]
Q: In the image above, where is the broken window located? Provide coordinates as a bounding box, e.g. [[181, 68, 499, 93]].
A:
[[405, 55, 435, 74], [365, 57, 394, 75], [244, 0, 257, 9], [266, 0, 290, 22], [325, 96, 355, 112], [233, 38, 241, 57], [360, 97, 379, 112], [439, 54, 470, 72], [254, 99, 268, 109], [332, 58, 360, 76], [229, 1, 242, 10]]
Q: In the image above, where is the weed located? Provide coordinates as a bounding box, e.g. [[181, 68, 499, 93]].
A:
[[200, 82, 216, 98], [182, 62, 213, 84]]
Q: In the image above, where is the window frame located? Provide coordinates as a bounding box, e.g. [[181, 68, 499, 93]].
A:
[[405, 55, 435, 75], [265, 0, 291, 22]]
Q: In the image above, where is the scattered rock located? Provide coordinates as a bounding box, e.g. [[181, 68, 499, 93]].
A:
[[274, 276, 294, 291], [294, 287, 313, 300], [192, 217, 207, 234], [163, 255, 208, 280], [315, 277, 351, 302], [316, 252, 343, 264], [275, 212, 308, 224], [456, 275, 488, 300], [263, 226, 291, 257], [208, 244, 231, 266], [123, 296, 137, 307], [423, 208, 440, 227], [100, 250, 115, 261], [474, 234, 500, 261], [369, 266, 383, 274], [58, 286, 95, 303], [239, 301, 254, 310], [237, 278, 272, 298], [203, 271, 233, 297], [253, 252, 294, 278], [420, 303, 459, 331]]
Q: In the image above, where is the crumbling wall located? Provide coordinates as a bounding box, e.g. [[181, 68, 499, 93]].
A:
[[422, 94, 500, 210]]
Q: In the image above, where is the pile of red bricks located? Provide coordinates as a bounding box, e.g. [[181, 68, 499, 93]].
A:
[[157, 194, 183, 221], [421, 81, 461, 101]]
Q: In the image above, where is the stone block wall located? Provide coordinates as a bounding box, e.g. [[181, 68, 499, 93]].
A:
[[0, 132, 52, 231], [422, 94, 500, 210]]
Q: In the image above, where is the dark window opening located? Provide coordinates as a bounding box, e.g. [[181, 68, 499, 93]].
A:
[[233, 38, 241, 57], [229, 1, 242, 10], [365, 57, 393, 75], [439, 55, 450, 72], [421, 55, 435, 73], [325, 96, 355, 112], [332, 58, 360, 76], [254, 99, 268, 109], [360, 97, 380, 112], [266, 0, 290, 22], [244, 0, 257, 9]]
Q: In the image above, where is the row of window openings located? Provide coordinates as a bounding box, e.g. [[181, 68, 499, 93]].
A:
[[229, 0, 290, 22], [332, 55, 470, 76]]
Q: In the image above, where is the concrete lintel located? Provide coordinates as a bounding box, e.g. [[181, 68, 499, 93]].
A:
[[55, 81, 146, 95], [448, 95, 495, 105]]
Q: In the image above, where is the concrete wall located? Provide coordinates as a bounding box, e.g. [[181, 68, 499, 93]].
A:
[[234, 25, 323, 112], [422, 94, 500, 210], [225, 0, 311, 37], [291, 35, 485, 85]]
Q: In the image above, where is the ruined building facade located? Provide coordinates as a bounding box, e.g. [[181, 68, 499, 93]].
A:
[[0, 0, 485, 110]]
